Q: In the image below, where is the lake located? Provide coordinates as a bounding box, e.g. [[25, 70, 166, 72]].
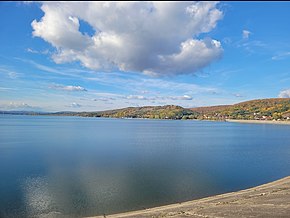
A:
[[1, 115, 290, 218]]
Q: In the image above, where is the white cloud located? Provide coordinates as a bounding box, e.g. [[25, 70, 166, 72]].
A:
[[125, 94, 193, 101], [242, 30, 251, 39], [126, 95, 147, 100], [32, 1, 223, 75], [0, 102, 41, 111], [278, 89, 290, 98], [93, 97, 116, 102], [18, 58, 93, 79], [8, 72, 19, 79], [180, 95, 193, 100], [26, 48, 49, 55], [71, 102, 82, 108], [0, 87, 16, 91], [50, 84, 87, 91], [167, 95, 193, 100], [272, 52, 290, 60], [233, 93, 243, 98], [0, 67, 20, 79], [86, 69, 218, 94]]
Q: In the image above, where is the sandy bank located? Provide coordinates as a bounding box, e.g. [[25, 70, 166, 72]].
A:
[[88, 176, 290, 218], [226, 119, 290, 125]]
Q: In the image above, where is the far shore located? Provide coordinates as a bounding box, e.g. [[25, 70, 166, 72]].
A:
[[225, 119, 290, 125], [89, 176, 290, 218]]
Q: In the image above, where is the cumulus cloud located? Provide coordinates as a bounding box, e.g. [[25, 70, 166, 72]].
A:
[[32, 1, 223, 76], [50, 84, 87, 91], [242, 30, 251, 39], [278, 89, 290, 98]]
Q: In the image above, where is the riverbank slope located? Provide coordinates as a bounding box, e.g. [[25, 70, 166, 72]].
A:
[[89, 176, 290, 218]]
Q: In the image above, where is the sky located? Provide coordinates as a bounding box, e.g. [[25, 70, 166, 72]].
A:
[[1, 1, 290, 112]]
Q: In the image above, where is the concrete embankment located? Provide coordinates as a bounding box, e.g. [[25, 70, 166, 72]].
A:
[[89, 176, 290, 218]]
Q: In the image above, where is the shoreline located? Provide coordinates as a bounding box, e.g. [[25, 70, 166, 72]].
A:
[[88, 176, 290, 218], [225, 119, 290, 125], [3, 114, 290, 125]]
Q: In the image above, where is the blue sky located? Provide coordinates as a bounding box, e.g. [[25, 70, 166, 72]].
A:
[[1, 1, 290, 112]]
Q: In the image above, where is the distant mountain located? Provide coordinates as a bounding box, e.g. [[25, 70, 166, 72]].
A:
[[0, 111, 46, 115], [50, 111, 78, 115], [0, 110, 77, 116]]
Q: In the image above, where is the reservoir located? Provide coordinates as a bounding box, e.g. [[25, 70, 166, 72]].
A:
[[1, 115, 290, 217]]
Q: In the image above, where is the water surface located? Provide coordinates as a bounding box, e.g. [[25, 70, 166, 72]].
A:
[[1, 115, 290, 217]]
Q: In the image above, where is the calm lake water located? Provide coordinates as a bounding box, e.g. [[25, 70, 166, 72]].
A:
[[1, 115, 290, 217]]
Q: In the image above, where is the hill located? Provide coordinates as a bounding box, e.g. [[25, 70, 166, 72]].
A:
[[77, 98, 290, 121], [78, 105, 199, 120], [2, 98, 290, 121], [191, 98, 290, 121]]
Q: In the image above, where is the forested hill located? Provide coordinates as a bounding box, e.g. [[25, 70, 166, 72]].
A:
[[78, 105, 198, 120], [2, 98, 290, 121], [78, 98, 290, 120], [190, 98, 290, 120]]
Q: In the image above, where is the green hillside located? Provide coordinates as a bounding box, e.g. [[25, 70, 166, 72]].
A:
[[80, 98, 290, 121], [21, 98, 289, 121], [78, 105, 198, 120], [191, 98, 290, 120]]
